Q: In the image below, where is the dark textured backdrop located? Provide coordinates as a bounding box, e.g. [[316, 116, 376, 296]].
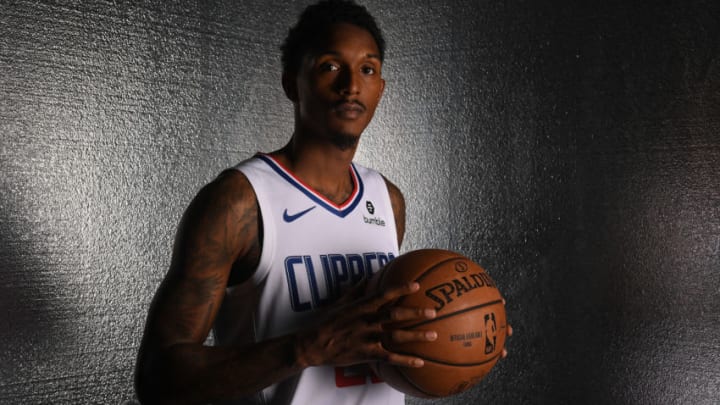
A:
[[1, 1, 719, 404]]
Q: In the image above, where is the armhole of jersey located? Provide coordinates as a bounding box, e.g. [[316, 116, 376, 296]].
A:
[[359, 165, 400, 253], [232, 162, 275, 285], [252, 198, 275, 284], [381, 176, 400, 253]]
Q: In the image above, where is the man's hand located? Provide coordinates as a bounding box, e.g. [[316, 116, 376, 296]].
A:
[[295, 281, 437, 369]]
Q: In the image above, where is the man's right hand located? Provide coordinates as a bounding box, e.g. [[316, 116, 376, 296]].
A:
[[294, 281, 438, 369]]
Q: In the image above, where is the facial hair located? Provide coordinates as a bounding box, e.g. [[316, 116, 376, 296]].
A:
[[329, 131, 360, 151]]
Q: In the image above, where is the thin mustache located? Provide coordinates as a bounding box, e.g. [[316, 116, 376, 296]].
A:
[[333, 99, 366, 111]]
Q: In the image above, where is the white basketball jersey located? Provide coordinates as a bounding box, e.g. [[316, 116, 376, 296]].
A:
[[213, 154, 404, 405]]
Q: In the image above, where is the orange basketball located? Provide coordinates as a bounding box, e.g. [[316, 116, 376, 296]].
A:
[[369, 249, 507, 398]]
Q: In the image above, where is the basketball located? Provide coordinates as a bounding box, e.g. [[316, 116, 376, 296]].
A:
[[369, 249, 507, 398]]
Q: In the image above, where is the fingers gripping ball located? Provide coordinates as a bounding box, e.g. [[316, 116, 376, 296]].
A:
[[369, 249, 507, 398]]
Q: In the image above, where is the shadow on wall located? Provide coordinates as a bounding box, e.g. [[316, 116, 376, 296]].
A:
[[0, 195, 71, 394]]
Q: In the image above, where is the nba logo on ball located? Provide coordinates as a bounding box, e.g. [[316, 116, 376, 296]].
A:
[[368, 249, 508, 398]]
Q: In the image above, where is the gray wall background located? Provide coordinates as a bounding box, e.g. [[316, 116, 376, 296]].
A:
[[2, 0, 719, 404]]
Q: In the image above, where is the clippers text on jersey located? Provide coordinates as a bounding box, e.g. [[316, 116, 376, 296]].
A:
[[284, 252, 396, 312]]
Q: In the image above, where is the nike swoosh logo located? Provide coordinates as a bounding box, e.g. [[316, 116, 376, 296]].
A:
[[283, 206, 316, 223]]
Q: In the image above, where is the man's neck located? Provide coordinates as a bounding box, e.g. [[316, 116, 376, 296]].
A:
[[270, 133, 358, 205]]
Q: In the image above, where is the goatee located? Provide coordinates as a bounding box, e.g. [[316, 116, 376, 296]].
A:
[[330, 132, 359, 151]]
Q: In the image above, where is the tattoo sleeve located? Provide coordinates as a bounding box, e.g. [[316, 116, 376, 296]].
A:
[[148, 170, 260, 346]]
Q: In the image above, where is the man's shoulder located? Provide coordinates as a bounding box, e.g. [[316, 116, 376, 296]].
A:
[[350, 161, 404, 198], [195, 168, 257, 210], [215, 167, 251, 186], [208, 153, 271, 196], [350, 160, 377, 174], [352, 161, 388, 183]]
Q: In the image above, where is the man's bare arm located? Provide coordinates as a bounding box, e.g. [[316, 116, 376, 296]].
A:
[[135, 171, 308, 404]]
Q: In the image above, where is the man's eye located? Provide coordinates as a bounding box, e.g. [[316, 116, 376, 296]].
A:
[[362, 66, 376, 75], [320, 63, 339, 72]]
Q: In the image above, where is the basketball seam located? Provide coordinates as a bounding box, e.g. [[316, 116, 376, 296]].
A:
[[413, 256, 463, 283], [395, 350, 503, 367]]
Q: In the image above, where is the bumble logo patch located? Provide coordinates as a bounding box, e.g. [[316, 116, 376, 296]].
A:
[[363, 200, 385, 226]]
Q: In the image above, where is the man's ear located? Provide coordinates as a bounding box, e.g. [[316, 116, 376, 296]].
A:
[[282, 72, 298, 102]]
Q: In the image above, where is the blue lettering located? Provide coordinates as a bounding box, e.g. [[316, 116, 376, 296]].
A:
[[320, 255, 336, 300], [285, 252, 396, 312], [284, 256, 311, 312], [378, 252, 393, 268], [347, 254, 365, 284], [363, 252, 378, 277], [304, 256, 331, 308], [329, 254, 349, 298]]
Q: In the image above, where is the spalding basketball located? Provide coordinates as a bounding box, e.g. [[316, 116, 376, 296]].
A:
[[369, 249, 507, 398]]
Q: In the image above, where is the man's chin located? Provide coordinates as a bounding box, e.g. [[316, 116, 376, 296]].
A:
[[329, 132, 360, 151]]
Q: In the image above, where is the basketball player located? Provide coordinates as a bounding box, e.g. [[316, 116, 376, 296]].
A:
[[135, 1, 507, 404]]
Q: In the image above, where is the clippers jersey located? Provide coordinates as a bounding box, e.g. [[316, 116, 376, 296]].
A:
[[213, 154, 404, 405]]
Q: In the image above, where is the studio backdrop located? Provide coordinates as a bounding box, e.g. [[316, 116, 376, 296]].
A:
[[1, 0, 718, 404]]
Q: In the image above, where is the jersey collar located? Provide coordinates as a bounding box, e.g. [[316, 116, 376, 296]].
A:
[[256, 153, 364, 218]]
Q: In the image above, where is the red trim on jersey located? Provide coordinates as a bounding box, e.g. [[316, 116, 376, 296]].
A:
[[258, 153, 361, 210]]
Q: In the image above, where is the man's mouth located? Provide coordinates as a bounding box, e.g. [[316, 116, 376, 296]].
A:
[[333, 100, 366, 114]]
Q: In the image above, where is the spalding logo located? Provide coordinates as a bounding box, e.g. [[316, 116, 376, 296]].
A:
[[424, 262, 497, 311]]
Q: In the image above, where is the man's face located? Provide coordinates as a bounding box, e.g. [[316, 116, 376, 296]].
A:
[[290, 23, 385, 148]]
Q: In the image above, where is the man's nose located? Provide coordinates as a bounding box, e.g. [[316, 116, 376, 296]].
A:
[[336, 69, 360, 95]]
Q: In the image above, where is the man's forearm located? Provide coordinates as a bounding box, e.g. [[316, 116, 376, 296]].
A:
[[136, 333, 306, 405]]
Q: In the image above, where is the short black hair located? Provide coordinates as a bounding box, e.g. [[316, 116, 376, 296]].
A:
[[280, 0, 385, 74]]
